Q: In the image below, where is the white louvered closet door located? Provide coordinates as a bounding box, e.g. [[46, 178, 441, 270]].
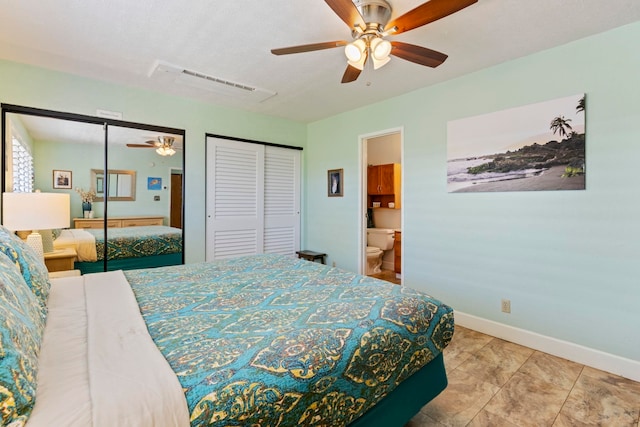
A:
[[206, 137, 264, 261], [206, 137, 300, 261], [264, 146, 300, 255]]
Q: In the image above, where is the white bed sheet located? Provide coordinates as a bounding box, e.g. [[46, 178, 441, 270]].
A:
[[53, 229, 98, 262], [27, 271, 190, 427]]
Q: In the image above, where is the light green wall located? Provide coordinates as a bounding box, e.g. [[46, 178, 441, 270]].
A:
[[0, 59, 307, 261], [305, 22, 640, 361], [33, 140, 182, 220]]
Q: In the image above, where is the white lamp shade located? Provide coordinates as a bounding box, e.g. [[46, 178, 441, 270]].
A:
[[372, 55, 391, 70], [345, 38, 367, 62], [370, 38, 392, 70], [371, 38, 392, 60], [2, 192, 70, 231], [347, 43, 368, 71]]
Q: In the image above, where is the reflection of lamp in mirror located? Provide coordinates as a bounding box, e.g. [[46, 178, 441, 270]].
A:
[[2, 192, 70, 259]]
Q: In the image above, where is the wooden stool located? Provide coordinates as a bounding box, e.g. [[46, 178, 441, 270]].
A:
[[296, 250, 327, 264]]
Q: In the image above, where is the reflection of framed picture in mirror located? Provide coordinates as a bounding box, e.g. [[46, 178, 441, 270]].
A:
[[328, 168, 343, 197], [52, 170, 72, 189], [147, 177, 162, 190]]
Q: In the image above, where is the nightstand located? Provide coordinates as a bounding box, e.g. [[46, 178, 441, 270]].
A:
[[296, 250, 327, 264], [44, 247, 77, 273]]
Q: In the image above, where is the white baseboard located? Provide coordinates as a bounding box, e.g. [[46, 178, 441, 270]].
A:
[[455, 311, 640, 383]]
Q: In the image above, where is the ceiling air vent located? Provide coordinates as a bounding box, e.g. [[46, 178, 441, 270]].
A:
[[148, 60, 276, 102]]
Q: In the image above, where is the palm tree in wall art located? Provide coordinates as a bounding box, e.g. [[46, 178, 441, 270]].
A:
[[550, 116, 573, 139], [446, 94, 586, 192]]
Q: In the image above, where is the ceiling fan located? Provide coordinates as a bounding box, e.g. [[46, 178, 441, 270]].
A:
[[271, 0, 477, 83], [126, 136, 178, 156]]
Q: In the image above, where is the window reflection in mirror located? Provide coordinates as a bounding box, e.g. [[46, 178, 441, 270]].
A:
[[92, 169, 136, 201]]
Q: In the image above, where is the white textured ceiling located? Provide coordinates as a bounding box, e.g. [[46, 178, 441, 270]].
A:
[[1, 0, 639, 123], [10, 113, 183, 148]]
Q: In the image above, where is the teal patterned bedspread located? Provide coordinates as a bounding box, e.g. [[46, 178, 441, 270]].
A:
[[87, 226, 182, 260], [125, 254, 454, 427]]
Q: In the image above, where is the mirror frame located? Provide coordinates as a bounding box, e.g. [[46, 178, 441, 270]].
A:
[[91, 168, 136, 201]]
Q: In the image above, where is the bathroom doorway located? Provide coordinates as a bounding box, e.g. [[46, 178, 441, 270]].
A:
[[360, 128, 403, 285]]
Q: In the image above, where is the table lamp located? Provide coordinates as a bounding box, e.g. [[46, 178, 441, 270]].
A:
[[2, 192, 71, 259]]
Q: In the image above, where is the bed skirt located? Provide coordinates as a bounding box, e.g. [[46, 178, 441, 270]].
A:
[[74, 253, 182, 274], [349, 352, 447, 427]]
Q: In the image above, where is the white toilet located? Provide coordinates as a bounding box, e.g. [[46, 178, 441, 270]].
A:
[[366, 228, 395, 275]]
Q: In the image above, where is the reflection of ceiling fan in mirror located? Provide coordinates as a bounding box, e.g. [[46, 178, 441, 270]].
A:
[[126, 136, 178, 156], [271, 0, 477, 83]]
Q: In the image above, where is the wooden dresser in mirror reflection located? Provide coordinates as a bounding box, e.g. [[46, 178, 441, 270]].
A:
[[73, 216, 164, 229]]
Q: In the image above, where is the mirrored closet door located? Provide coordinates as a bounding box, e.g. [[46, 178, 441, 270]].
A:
[[1, 104, 185, 273]]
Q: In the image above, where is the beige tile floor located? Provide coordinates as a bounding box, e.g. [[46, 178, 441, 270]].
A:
[[406, 326, 640, 427]]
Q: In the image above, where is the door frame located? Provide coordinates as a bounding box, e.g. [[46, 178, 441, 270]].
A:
[[358, 126, 404, 278]]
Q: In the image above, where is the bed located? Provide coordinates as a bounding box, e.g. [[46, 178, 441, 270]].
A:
[[53, 225, 183, 273], [0, 225, 454, 427]]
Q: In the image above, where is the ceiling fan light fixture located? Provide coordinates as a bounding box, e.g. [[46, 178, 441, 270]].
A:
[[271, 0, 478, 84], [370, 37, 392, 69], [344, 38, 366, 62], [371, 37, 391, 60], [156, 146, 176, 156]]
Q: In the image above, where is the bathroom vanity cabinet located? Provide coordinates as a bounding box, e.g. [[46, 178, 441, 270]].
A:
[[367, 163, 401, 209]]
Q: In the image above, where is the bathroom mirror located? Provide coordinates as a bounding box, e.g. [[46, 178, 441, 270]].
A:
[[92, 168, 136, 201]]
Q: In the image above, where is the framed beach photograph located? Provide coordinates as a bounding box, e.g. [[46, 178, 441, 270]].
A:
[[328, 168, 343, 197], [447, 93, 586, 193], [52, 170, 72, 189]]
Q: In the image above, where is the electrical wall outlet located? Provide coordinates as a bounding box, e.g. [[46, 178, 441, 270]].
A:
[[332, 261, 336, 267], [501, 299, 511, 313]]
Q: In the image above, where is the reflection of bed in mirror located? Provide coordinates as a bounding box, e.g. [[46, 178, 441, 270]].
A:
[[54, 225, 183, 274]]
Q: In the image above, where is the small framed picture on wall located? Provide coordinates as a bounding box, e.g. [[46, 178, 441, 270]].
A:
[[328, 168, 343, 197], [52, 170, 72, 189]]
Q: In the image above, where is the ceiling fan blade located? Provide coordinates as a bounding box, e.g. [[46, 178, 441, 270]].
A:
[[390, 41, 448, 68], [325, 0, 366, 30], [341, 64, 362, 83], [126, 144, 154, 148], [271, 40, 348, 55], [386, 0, 477, 35]]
